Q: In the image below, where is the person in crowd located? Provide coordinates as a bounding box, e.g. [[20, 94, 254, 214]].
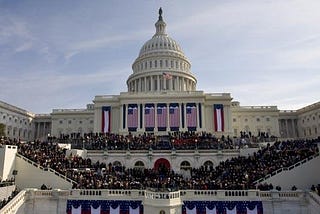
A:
[[3, 134, 319, 191]]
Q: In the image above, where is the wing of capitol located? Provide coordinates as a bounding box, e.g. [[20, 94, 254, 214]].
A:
[[0, 8, 320, 214]]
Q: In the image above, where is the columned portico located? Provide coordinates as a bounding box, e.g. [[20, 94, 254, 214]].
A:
[[94, 92, 232, 135]]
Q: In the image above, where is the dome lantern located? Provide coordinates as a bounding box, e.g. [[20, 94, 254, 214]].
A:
[[154, 7, 167, 37]]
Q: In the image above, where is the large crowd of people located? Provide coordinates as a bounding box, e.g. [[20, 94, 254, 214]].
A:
[[52, 131, 256, 151], [2, 132, 316, 191]]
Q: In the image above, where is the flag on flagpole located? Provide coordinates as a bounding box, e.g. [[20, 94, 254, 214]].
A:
[[214, 104, 224, 132], [102, 106, 111, 133], [163, 72, 172, 79]]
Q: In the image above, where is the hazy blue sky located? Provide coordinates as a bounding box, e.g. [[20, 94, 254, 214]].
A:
[[1, 0, 319, 113]]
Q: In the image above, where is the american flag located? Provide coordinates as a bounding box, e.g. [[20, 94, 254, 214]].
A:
[[163, 72, 172, 80], [214, 104, 224, 132], [144, 104, 155, 128], [157, 105, 167, 128], [186, 104, 197, 128], [127, 105, 138, 128], [169, 104, 180, 127]]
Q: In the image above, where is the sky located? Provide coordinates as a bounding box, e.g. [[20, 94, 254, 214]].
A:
[[0, 0, 319, 113]]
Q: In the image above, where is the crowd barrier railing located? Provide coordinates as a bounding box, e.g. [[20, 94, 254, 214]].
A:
[[16, 153, 78, 186], [0, 190, 26, 214], [253, 152, 320, 185]]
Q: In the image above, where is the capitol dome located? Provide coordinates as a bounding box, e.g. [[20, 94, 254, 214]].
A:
[[127, 8, 197, 93]]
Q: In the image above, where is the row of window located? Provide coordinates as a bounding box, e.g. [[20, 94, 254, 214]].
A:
[[6, 127, 33, 138], [57, 128, 93, 136], [0, 111, 32, 123], [1, 116, 32, 126], [143, 41, 177, 51], [233, 128, 271, 136], [59, 120, 93, 125], [134, 59, 189, 72], [302, 114, 320, 123], [233, 117, 270, 122], [127, 160, 214, 169], [303, 126, 319, 136]]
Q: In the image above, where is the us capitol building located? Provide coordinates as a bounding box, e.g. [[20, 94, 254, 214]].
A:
[[0, 9, 319, 142], [1, 9, 320, 214]]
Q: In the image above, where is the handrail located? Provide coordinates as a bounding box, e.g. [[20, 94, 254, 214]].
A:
[[253, 153, 319, 184], [309, 192, 320, 206], [0, 190, 26, 214], [65, 189, 307, 201], [259, 190, 305, 199], [16, 153, 78, 185]]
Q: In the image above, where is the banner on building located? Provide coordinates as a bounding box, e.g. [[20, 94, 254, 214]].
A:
[[213, 104, 224, 132], [169, 103, 180, 131], [157, 103, 167, 131], [145, 103, 155, 131], [67, 200, 143, 214], [186, 103, 197, 131], [128, 104, 138, 132], [183, 200, 263, 214], [102, 106, 111, 133]]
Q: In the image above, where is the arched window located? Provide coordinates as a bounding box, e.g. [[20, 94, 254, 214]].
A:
[[203, 161, 213, 171], [134, 161, 145, 170], [113, 161, 122, 167], [159, 211, 165, 214], [180, 161, 191, 170], [203, 160, 213, 167]]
